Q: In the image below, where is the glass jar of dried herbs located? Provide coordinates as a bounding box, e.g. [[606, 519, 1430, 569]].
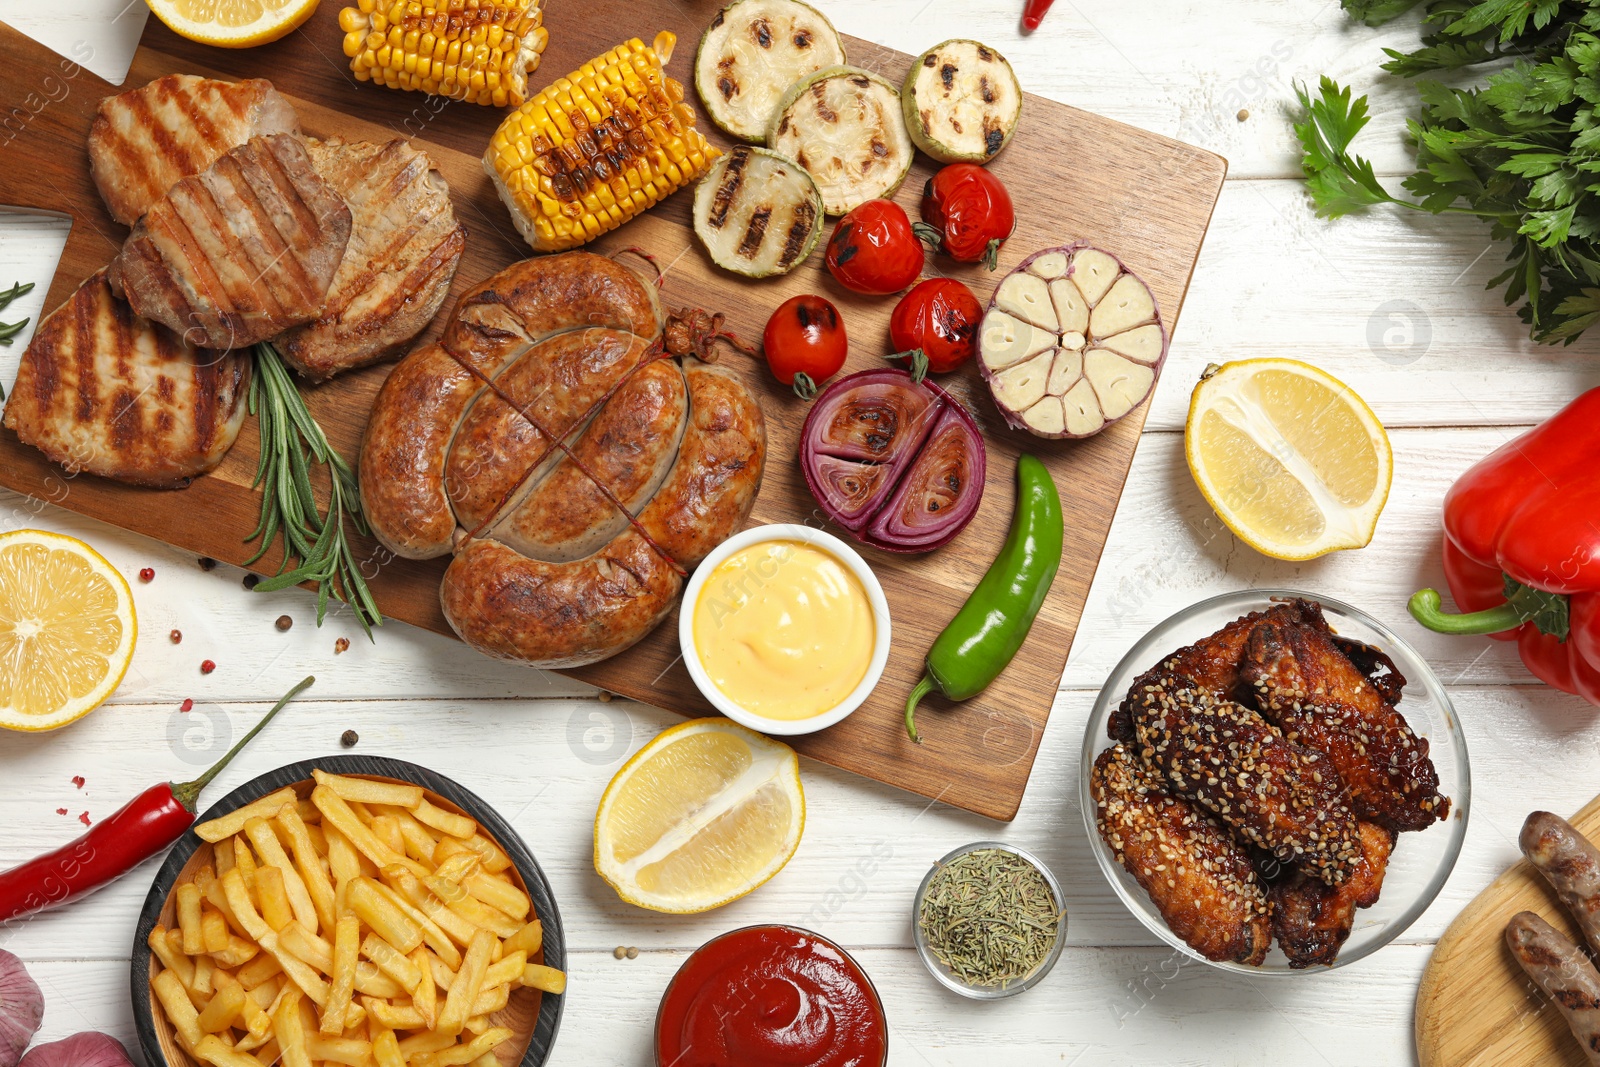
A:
[[913, 842, 1066, 998]]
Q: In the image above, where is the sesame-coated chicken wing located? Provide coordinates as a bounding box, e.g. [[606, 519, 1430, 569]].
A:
[[1090, 743, 1272, 966], [1241, 617, 1448, 833], [1128, 674, 1361, 886], [1270, 820, 1395, 968]]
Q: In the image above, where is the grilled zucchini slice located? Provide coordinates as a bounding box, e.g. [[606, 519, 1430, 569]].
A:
[[768, 66, 915, 215], [693, 146, 825, 277], [902, 39, 1022, 163], [694, 0, 846, 143]]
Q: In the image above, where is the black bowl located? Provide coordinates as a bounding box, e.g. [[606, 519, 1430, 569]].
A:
[[130, 754, 565, 1066]]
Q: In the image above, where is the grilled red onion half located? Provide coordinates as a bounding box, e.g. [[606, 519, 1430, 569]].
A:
[[800, 368, 986, 552]]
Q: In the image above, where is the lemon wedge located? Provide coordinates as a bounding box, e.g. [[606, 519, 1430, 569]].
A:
[[0, 530, 136, 732], [1185, 359, 1393, 561], [145, 0, 322, 48], [594, 718, 804, 914]]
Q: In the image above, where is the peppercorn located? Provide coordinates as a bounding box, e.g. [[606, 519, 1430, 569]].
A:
[[200, 660, 216, 675], [613, 946, 626, 960], [340, 730, 359, 748], [334, 638, 350, 654], [243, 574, 259, 591], [276, 615, 293, 632], [198, 557, 217, 571], [138, 567, 154, 583], [626, 946, 639, 959], [169, 629, 182, 644], [597, 691, 612, 703]]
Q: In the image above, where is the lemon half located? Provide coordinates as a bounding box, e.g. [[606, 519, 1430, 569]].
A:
[[145, 0, 322, 48], [0, 530, 136, 732], [594, 718, 804, 914], [1185, 359, 1393, 561]]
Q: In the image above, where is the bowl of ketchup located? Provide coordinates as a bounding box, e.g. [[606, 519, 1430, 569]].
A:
[[655, 925, 888, 1067]]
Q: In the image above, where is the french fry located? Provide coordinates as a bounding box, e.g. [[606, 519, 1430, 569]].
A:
[[149, 925, 196, 987], [470, 982, 509, 1016], [312, 787, 420, 876], [431, 851, 479, 883], [271, 989, 313, 1067], [502, 920, 542, 958], [194, 1034, 263, 1067], [198, 979, 248, 1034], [372, 1029, 405, 1067], [212, 935, 260, 969], [154, 969, 204, 1051], [304, 822, 327, 857], [245, 814, 318, 934], [294, 798, 320, 824], [386, 809, 440, 865], [237, 982, 271, 1039], [221, 868, 271, 941], [523, 964, 566, 995], [347, 877, 423, 953], [314, 769, 426, 808], [214, 838, 236, 875], [412, 797, 477, 840], [254, 866, 292, 933], [385, 867, 477, 947], [321, 916, 360, 1035], [483, 951, 526, 989], [193, 954, 216, 996], [232, 834, 259, 897], [462, 1014, 491, 1035], [276, 922, 334, 973], [306, 1034, 371, 1066], [424, 874, 520, 938], [438, 930, 494, 1036], [195, 788, 298, 842], [179, 882, 206, 953], [236, 952, 282, 991], [360, 934, 421, 993], [370, 814, 405, 859], [248, 1035, 279, 1063], [411, 945, 438, 1029], [397, 1030, 456, 1058], [195, 866, 250, 941], [369, 876, 462, 968], [202, 907, 232, 954], [414, 1027, 513, 1067], [278, 806, 338, 934], [361, 998, 422, 1030], [463, 871, 529, 921]]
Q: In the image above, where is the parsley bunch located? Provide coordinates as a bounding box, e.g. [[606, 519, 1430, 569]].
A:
[[1296, 1, 1600, 343]]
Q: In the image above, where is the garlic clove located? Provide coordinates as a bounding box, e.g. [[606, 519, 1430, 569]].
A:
[[994, 272, 1058, 332], [1048, 278, 1089, 336], [1089, 273, 1158, 338], [1022, 395, 1066, 435], [1070, 248, 1120, 306], [1098, 322, 1164, 364], [1047, 347, 1083, 394], [1029, 251, 1068, 279], [990, 349, 1054, 411], [1085, 349, 1155, 420], [980, 310, 1056, 371], [1062, 377, 1104, 436], [0, 950, 43, 1067]]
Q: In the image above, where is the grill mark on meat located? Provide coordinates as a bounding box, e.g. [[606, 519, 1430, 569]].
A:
[[73, 280, 98, 425], [707, 145, 750, 229], [232, 143, 322, 310], [736, 207, 772, 258], [122, 88, 203, 208], [189, 349, 223, 452], [162, 76, 224, 156]]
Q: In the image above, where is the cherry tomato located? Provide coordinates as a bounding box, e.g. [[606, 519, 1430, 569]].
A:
[[763, 295, 848, 399], [824, 200, 924, 295], [916, 163, 1016, 270], [888, 278, 982, 376]]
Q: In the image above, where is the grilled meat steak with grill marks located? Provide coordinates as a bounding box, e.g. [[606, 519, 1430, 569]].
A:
[[2, 271, 250, 488], [88, 74, 300, 226], [276, 138, 465, 380], [108, 133, 351, 351]]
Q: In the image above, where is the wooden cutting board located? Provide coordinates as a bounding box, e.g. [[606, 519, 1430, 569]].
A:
[[1415, 796, 1600, 1066], [0, 3, 1225, 820]]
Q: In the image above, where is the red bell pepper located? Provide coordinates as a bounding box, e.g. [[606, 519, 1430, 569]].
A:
[[1408, 388, 1600, 704]]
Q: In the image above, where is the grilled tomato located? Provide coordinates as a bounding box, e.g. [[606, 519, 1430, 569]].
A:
[[824, 200, 924, 296], [764, 294, 849, 398]]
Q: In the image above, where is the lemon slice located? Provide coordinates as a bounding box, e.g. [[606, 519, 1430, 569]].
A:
[[145, 0, 322, 48], [0, 530, 136, 732], [1185, 359, 1393, 561], [594, 718, 804, 914]]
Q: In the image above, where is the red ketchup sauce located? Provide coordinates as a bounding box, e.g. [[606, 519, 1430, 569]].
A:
[[655, 925, 887, 1067]]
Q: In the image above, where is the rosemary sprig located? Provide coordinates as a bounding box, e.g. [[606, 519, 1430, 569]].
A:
[[0, 280, 36, 401], [244, 341, 382, 636]]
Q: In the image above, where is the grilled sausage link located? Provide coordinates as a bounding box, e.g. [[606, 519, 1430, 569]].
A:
[[1522, 811, 1600, 956], [1506, 911, 1600, 1065]]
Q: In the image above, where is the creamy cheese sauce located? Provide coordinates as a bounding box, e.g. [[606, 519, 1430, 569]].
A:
[[692, 539, 874, 721]]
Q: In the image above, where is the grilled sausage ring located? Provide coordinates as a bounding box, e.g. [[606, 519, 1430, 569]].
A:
[[360, 252, 767, 668]]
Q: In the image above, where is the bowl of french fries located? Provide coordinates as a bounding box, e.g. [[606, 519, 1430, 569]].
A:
[[130, 756, 566, 1067]]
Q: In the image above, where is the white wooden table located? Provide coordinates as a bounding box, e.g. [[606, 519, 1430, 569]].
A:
[[1, 1, 1596, 1063]]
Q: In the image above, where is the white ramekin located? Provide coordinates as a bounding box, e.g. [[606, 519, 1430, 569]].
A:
[[679, 523, 891, 737]]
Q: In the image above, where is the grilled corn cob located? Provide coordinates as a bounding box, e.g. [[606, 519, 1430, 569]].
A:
[[339, 0, 549, 108], [484, 32, 721, 253]]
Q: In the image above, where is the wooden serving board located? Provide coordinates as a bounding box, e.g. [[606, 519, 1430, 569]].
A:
[[1415, 795, 1600, 1067], [0, 3, 1224, 820]]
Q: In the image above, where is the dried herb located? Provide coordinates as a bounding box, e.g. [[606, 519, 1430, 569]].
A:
[[917, 847, 1063, 988], [0, 280, 35, 402]]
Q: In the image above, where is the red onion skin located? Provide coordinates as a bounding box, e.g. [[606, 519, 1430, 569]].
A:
[[800, 368, 987, 553], [0, 950, 42, 1067], [18, 1033, 134, 1067]]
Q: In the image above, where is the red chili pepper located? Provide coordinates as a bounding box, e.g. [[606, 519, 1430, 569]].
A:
[[0, 676, 313, 921], [1022, 0, 1056, 32], [1408, 388, 1600, 704]]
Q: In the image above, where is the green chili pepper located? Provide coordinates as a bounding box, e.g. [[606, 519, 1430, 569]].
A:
[[906, 453, 1063, 743]]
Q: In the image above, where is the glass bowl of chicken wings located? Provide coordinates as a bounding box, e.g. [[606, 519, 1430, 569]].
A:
[[1080, 590, 1469, 973]]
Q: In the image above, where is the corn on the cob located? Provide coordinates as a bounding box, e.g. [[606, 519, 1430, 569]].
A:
[[339, 0, 549, 108], [483, 32, 721, 253]]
